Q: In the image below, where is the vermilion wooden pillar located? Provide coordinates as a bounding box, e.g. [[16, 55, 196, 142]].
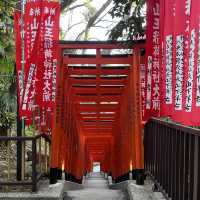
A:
[[132, 48, 144, 184], [50, 47, 64, 183]]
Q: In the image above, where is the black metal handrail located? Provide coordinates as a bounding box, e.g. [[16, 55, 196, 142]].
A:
[[0, 133, 51, 192], [144, 118, 200, 200]]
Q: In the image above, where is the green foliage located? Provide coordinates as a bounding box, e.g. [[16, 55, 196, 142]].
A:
[[0, 0, 17, 135], [0, 0, 16, 34], [25, 126, 34, 136], [0, 0, 16, 59], [0, 112, 15, 135], [109, 0, 146, 41], [0, 73, 17, 134]]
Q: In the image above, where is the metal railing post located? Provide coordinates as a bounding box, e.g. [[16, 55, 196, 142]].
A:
[[0, 134, 51, 192], [44, 138, 46, 173], [144, 118, 200, 200], [32, 138, 37, 192], [193, 135, 199, 200]]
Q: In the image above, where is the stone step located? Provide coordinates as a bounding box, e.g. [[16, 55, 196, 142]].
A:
[[128, 180, 166, 200]]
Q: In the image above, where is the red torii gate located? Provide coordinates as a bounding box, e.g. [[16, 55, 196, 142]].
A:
[[50, 41, 145, 184]]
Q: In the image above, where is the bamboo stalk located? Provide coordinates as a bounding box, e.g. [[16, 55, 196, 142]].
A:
[[21, 118, 25, 181], [6, 129, 11, 191], [45, 140, 48, 174], [39, 137, 42, 173], [32, 106, 36, 137], [48, 142, 51, 174]]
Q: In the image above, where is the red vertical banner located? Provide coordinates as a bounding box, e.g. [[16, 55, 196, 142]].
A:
[[146, 0, 200, 125], [14, 12, 23, 106], [21, 2, 41, 117], [194, 1, 200, 125], [184, 0, 199, 125], [170, 0, 186, 123], [160, 0, 175, 117], [159, 0, 200, 125], [140, 55, 146, 122], [171, 0, 192, 124], [145, 0, 160, 119], [35, 1, 60, 111], [14, 10, 36, 120], [14, 0, 60, 125]]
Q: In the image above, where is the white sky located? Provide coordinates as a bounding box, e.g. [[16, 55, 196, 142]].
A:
[[60, 0, 117, 41]]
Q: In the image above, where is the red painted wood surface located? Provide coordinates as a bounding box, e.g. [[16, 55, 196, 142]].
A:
[[51, 42, 145, 180]]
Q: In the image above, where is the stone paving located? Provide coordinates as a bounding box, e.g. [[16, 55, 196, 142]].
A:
[[0, 180, 65, 200], [128, 179, 166, 200], [64, 172, 127, 200], [0, 173, 166, 199]]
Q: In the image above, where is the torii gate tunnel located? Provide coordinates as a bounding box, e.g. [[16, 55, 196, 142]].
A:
[[50, 41, 145, 184]]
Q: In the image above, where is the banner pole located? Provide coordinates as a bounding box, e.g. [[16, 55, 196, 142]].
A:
[[20, 0, 26, 181], [38, 106, 41, 131], [32, 96, 37, 136], [17, 82, 22, 181], [20, 0, 25, 130], [21, 0, 25, 86]]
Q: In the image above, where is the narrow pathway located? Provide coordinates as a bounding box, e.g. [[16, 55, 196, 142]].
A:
[[65, 172, 127, 200]]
